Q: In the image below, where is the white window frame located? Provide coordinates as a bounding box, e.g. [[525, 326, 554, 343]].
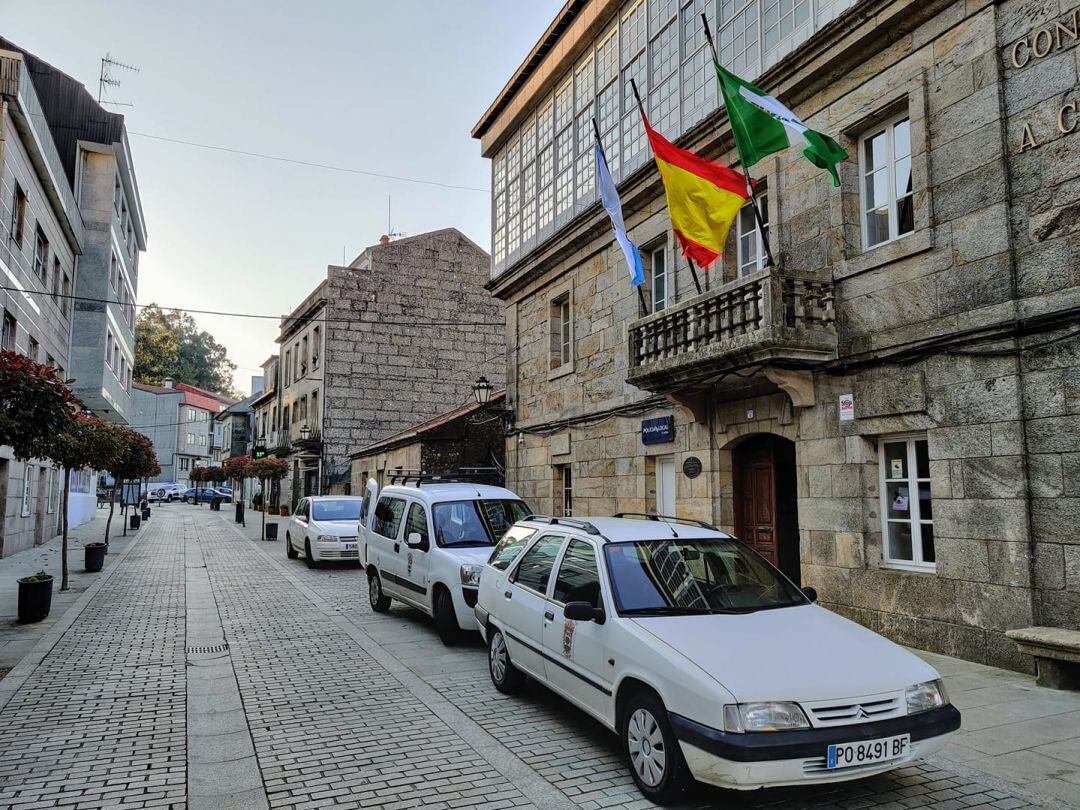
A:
[[650, 244, 668, 312], [21, 467, 32, 517], [548, 287, 574, 377], [878, 434, 934, 572], [858, 112, 913, 251], [559, 464, 573, 517], [737, 195, 769, 277]]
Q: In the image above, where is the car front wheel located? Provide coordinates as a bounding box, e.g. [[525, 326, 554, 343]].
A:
[[622, 691, 692, 805], [286, 533, 298, 559], [487, 627, 526, 694], [368, 570, 391, 612], [434, 589, 460, 646], [304, 539, 318, 569]]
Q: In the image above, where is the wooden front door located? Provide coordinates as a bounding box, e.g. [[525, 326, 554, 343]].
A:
[[734, 437, 778, 566]]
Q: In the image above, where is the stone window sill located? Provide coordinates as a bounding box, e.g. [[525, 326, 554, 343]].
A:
[[881, 561, 937, 575], [835, 229, 933, 280], [548, 363, 574, 382]]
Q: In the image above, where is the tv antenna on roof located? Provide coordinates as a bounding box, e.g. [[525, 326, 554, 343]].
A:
[[98, 53, 139, 107], [386, 196, 406, 241]]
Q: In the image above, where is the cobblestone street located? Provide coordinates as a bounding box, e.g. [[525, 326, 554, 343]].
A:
[[0, 505, 1077, 809]]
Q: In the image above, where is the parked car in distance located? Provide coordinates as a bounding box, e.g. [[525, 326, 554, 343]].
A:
[[181, 487, 227, 503], [361, 477, 530, 644], [476, 514, 961, 804], [146, 482, 185, 502], [285, 496, 364, 568]]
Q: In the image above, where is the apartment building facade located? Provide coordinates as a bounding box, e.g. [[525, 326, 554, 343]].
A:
[[269, 229, 505, 506], [0, 48, 85, 556], [475, 0, 1080, 672], [133, 381, 232, 488]]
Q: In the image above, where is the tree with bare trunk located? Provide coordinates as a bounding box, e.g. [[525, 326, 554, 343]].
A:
[[248, 457, 289, 540]]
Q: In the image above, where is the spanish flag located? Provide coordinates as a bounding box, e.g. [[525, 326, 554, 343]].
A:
[[643, 116, 749, 270]]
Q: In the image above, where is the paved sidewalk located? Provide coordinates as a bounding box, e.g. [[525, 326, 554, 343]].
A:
[[0, 502, 151, 677], [0, 504, 1076, 809]]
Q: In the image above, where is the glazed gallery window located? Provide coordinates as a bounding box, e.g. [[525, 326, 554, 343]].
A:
[[549, 293, 572, 372], [860, 114, 913, 249], [737, 195, 769, 276], [880, 436, 934, 570]]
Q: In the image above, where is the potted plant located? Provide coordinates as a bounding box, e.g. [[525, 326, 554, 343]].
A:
[[223, 455, 252, 524], [85, 542, 107, 572], [17, 571, 54, 623], [279, 505, 289, 516]]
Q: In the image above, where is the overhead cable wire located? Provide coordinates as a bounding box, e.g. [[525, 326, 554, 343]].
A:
[[0, 285, 504, 328], [126, 131, 489, 193]]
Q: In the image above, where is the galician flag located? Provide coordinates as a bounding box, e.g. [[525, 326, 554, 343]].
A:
[[714, 63, 847, 187], [595, 142, 644, 287], [642, 113, 748, 270]]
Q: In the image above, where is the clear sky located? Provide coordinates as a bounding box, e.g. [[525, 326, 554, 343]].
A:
[[3, 0, 563, 394]]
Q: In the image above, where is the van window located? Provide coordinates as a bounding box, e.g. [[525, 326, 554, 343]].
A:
[[488, 526, 537, 570], [372, 497, 406, 539], [553, 540, 601, 608], [404, 503, 430, 548], [512, 535, 565, 594]]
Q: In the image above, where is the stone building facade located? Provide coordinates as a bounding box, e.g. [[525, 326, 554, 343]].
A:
[[475, 0, 1080, 671], [271, 229, 505, 504]]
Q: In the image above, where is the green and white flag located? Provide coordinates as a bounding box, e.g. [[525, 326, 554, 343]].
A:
[[714, 63, 847, 187]]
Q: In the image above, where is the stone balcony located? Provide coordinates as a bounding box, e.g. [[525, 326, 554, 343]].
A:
[[626, 268, 838, 394]]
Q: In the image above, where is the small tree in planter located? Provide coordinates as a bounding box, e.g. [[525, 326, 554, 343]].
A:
[[109, 430, 159, 538], [0, 349, 79, 463], [223, 454, 251, 500], [48, 414, 123, 590], [248, 457, 289, 540]]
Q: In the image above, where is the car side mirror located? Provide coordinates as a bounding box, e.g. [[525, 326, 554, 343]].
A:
[[564, 601, 605, 624], [406, 532, 425, 548], [802, 586, 818, 603]]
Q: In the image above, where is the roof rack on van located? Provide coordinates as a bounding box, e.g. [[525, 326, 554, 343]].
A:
[[523, 515, 603, 536], [388, 468, 502, 486], [613, 512, 720, 531]]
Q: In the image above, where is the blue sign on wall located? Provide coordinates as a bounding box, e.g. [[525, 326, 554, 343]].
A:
[[641, 416, 674, 445]]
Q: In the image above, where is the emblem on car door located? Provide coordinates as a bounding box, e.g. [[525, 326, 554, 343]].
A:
[[407, 552, 413, 576], [562, 621, 575, 657]]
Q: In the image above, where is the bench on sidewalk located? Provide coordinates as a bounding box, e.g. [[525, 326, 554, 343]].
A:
[[1006, 626, 1080, 690]]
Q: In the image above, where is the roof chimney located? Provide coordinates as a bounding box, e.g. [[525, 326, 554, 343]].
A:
[[379, 234, 390, 245], [163, 378, 174, 388]]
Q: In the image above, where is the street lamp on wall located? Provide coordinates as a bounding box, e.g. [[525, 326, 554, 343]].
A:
[[299, 424, 311, 441], [472, 376, 494, 407]]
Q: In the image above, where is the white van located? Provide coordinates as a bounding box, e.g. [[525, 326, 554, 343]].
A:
[[360, 475, 530, 644]]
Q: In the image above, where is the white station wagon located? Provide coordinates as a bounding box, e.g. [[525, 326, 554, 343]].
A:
[[475, 514, 960, 804]]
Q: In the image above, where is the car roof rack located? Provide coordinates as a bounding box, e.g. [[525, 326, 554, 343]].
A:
[[388, 468, 503, 487], [612, 512, 720, 531], [522, 514, 603, 536]]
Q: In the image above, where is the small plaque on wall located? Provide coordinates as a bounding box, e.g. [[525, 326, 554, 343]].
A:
[[682, 456, 702, 479]]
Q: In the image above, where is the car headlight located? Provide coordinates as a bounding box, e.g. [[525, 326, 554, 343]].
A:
[[723, 702, 811, 733], [460, 564, 483, 587], [316, 534, 337, 543], [906, 679, 947, 714]]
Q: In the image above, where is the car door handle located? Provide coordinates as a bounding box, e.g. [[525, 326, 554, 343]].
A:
[[544, 610, 554, 621], [393, 543, 400, 553], [504, 590, 512, 600]]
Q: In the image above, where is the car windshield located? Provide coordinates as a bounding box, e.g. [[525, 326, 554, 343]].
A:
[[604, 539, 807, 615], [433, 499, 530, 547], [312, 500, 362, 521]]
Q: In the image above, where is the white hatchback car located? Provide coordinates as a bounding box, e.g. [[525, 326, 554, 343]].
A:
[[360, 476, 530, 644], [475, 514, 960, 804], [285, 496, 364, 568]]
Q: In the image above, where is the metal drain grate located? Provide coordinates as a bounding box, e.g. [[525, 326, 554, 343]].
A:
[[187, 643, 230, 654]]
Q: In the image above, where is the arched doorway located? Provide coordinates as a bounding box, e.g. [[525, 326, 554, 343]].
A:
[[732, 435, 801, 585]]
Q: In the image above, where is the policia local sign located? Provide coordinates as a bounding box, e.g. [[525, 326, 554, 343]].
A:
[[1011, 10, 1080, 151], [641, 416, 674, 445]]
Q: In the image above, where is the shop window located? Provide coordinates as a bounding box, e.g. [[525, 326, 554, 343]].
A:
[[880, 436, 934, 570], [860, 113, 913, 249]]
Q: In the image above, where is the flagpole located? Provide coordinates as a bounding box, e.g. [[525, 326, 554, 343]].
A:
[[594, 116, 649, 318], [701, 14, 777, 270], [685, 256, 703, 295]]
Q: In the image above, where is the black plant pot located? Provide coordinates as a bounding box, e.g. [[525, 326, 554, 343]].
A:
[[85, 543, 106, 573], [17, 576, 53, 623], [141, 506, 150, 520], [263, 522, 278, 541], [130, 514, 141, 530], [235, 502, 245, 524]]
